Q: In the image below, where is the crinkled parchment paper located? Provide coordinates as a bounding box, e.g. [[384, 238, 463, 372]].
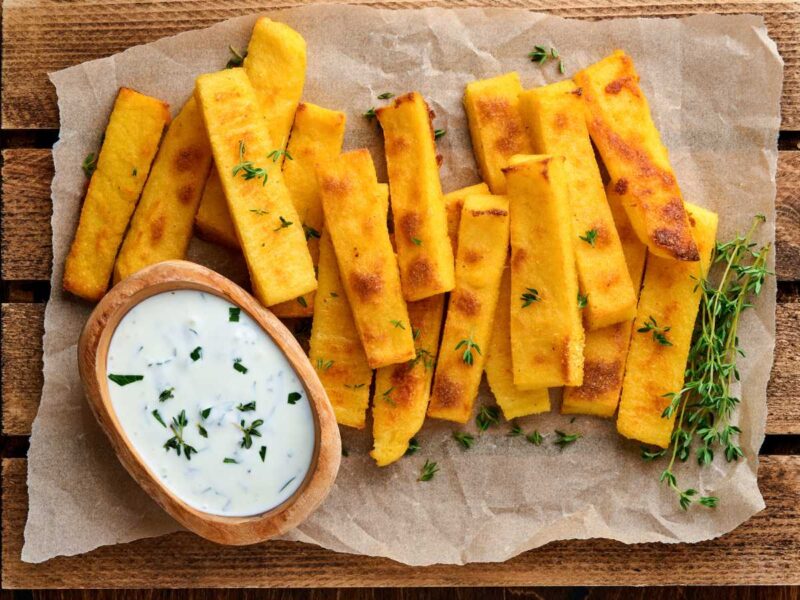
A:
[[24, 5, 782, 565]]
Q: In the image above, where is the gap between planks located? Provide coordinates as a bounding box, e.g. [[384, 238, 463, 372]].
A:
[[2, 0, 798, 129], [2, 296, 800, 436], [2, 456, 799, 588], [2, 149, 800, 282]]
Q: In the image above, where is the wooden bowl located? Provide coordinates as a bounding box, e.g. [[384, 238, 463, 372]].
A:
[[77, 260, 341, 545]]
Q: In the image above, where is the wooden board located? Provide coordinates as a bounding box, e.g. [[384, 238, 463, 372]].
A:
[[3, 149, 800, 282], [2, 0, 799, 590], [2, 0, 798, 130], [3, 456, 799, 588]]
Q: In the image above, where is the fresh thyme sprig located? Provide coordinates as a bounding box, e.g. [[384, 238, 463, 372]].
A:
[[273, 216, 293, 231], [453, 431, 475, 449], [521, 288, 541, 307], [527, 45, 565, 73], [232, 140, 268, 186], [405, 438, 421, 456], [238, 418, 264, 449], [637, 316, 673, 346], [476, 405, 500, 431], [554, 430, 581, 449], [268, 149, 293, 163], [82, 153, 97, 178], [226, 45, 247, 68], [409, 348, 434, 370], [656, 215, 771, 510], [456, 335, 482, 366], [163, 410, 197, 460], [418, 459, 439, 481], [579, 229, 598, 247]]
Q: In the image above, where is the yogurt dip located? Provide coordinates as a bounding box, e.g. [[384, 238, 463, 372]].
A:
[[106, 289, 315, 517]]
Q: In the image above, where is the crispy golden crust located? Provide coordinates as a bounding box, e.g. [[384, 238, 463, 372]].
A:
[[371, 294, 444, 465], [194, 18, 307, 250], [319, 149, 415, 369], [271, 103, 347, 317], [574, 50, 699, 262], [617, 203, 718, 447], [63, 87, 170, 301], [519, 79, 637, 331], [504, 155, 585, 389], [463, 73, 531, 194], [427, 194, 509, 423], [484, 267, 550, 420], [195, 68, 316, 306], [114, 97, 213, 283], [377, 92, 455, 301]]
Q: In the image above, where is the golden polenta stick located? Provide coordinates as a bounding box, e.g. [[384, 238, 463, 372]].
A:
[[309, 229, 373, 429], [505, 155, 584, 389], [617, 203, 718, 448], [271, 103, 347, 318], [113, 97, 213, 283], [485, 267, 550, 420], [427, 194, 509, 423], [376, 92, 455, 301], [463, 72, 531, 194], [371, 293, 445, 466], [63, 88, 170, 301], [195, 68, 315, 306], [574, 50, 699, 262], [519, 80, 637, 331], [444, 182, 490, 255], [194, 18, 306, 246], [319, 149, 415, 368], [561, 183, 648, 417]]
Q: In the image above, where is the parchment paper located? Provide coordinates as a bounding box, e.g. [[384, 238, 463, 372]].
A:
[[24, 5, 782, 565]]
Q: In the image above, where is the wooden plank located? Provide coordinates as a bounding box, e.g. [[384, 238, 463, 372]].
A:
[[1, 304, 44, 436], [3, 294, 799, 436], [0, 150, 53, 281], [3, 456, 799, 587], [3, 149, 800, 282], [1, 0, 799, 130]]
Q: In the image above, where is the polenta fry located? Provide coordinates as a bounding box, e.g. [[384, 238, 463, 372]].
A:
[[64, 87, 170, 301], [195, 68, 316, 306], [427, 194, 509, 423], [376, 92, 455, 301], [319, 150, 415, 368], [113, 97, 213, 283]]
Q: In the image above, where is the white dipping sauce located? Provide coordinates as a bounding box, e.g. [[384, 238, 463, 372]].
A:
[[106, 290, 315, 517]]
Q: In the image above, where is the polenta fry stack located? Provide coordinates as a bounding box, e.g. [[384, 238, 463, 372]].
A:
[[519, 80, 637, 331], [271, 103, 347, 317], [195, 68, 316, 306], [505, 155, 584, 389], [376, 92, 455, 301], [309, 229, 374, 429], [427, 194, 509, 424], [574, 50, 700, 262], [485, 267, 550, 419], [195, 18, 306, 246], [561, 183, 648, 417], [617, 203, 718, 448], [371, 294, 445, 466], [319, 149, 416, 369], [463, 72, 532, 194], [64, 87, 170, 301], [444, 182, 490, 255], [113, 97, 213, 283]]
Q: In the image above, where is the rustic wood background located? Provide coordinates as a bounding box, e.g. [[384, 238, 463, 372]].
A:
[[1, 0, 799, 594]]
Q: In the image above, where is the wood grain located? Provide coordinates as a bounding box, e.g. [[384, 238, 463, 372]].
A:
[[10, 589, 800, 600], [3, 456, 799, 588], [3, 0, 798, 130], [3, 149, 800, 282]]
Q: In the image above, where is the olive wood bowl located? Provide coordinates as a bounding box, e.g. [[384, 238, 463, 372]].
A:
[[77, 260, 340, 545]]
